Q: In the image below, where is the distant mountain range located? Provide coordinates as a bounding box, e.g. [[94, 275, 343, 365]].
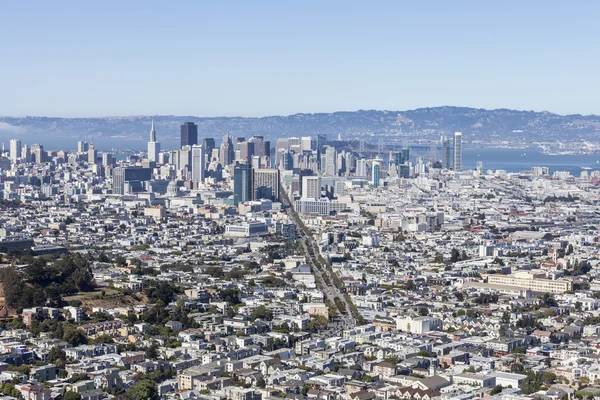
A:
[[1, 107, 600, 146]]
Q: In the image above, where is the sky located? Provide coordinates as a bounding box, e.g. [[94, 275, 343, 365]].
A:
[[1, 0, 599, 117]]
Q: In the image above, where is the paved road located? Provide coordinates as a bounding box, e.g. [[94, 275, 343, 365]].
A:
[[282, 191, 357, 328]]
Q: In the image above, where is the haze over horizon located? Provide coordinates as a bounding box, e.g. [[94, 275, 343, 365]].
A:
[[2, 104, 600, 120], [3, 0, 600, 117]]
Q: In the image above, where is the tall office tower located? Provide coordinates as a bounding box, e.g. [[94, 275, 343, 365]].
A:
[[112, 167, 152, 195], [316, 134, 327, 167], [169, 150, 180, 170], [275, 138, 289, 166], [191, 144, 205, 184], [102, 152, 116, 167], [21, 145, 31, 163], [253, 168, 280, 201], [233, 163, 252, 205], [88, 143, 98, 165], [301, 136, 314, 152], [203, 138, 215, 159], [356, 158, 367, 177], [401, 147, 410, 164], [344, 152, 353, 177], [179, 146, 192, 179], [337, 152, 346, 175], [278, 149, 292, 170], [147, 120, 160, 162], [31, 144, 45, 163], [393, 148, 410, 165], [77, 141, 89, 153], [287, 137, 300, 146], [302, 176, 322, 199], [180, 122, 198, 148], [249, 136, 270, 157], [158, 152, 169, 165], [441, 135, 452, 169], [324, 146, 337, 176], [220, 135, 235, 166], [9, 139, 21, 163], [371, 159, 381, 188], [239, 141, 255, 163], [453, 132, 463, 171]]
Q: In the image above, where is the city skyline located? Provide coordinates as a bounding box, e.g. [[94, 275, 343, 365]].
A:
[[2, 1, 600, 117]]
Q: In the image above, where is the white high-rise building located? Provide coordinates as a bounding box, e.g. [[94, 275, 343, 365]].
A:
[[21, 145, 31, 162], [9, 139, 21, 163], [302, 176, 321, 199], [148, 120, 160, 162], [191, 144, 205, 184], [301, 136, 314, 152], [324, 146, 337, 176], [77, 141, 89, 153], [453, 132, 462, 171], [356, 158, 367, 177]]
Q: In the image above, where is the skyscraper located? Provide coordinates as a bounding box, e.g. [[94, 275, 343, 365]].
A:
[[324, 146, 337, 176], [372, 159, 381, 188], [453, 132, 462, 171], [180, 122, 198, 148], [302, 176, 321, 199], [253, 168, 280, 201], [249, 136, 270, 157], [239, 141, 255, 163], [233, 163, 252, 205], [9, 139, 21, 163], [356, 158, 367, 177], [88, 143, 98, 165], [77, 141, 89, 153], [441, 135, 452, 169], [203, 138, 215, 159], [191, 144, 205, 184], [31, 144, 45, 164], [220, 135, 235, 166], [148, 120, 160, 162], [112, 167, 152, 195]]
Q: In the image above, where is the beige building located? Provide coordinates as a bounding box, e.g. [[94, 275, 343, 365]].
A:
[[144, 206, 166, 221], [486, 272, 572, 294]]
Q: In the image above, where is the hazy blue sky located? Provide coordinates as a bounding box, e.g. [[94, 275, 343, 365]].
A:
[[2, 1, 599, 117]]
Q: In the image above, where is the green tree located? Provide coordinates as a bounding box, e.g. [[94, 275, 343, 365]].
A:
[[541, 371, 556, 385], [450, 248, 461, 263], [145, 342, 160, 360], [307, 315, 328, 332], [63, 391, 82, 400], [250, 305, 274, 321], [47, 346, 66, 364], [490, 385, 503, 395], [126, 379, 158, 400], [63, 328, 88, 347]]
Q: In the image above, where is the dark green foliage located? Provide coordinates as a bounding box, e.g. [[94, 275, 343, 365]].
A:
[[126, 379, 158, 400], [145, 342, 159, 360], [0, 253, 95, 311], [63, 391, 82, 400], [260, 275, 286, 287], [250, 305, 273, 321], [474, 293, 499, 305], [219, 288, 243, 305], [145, 281, 177, 304], [490, 385, 503, 395]]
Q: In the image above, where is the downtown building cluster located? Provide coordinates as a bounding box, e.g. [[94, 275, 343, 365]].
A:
[[1, 128, 600, 400]]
